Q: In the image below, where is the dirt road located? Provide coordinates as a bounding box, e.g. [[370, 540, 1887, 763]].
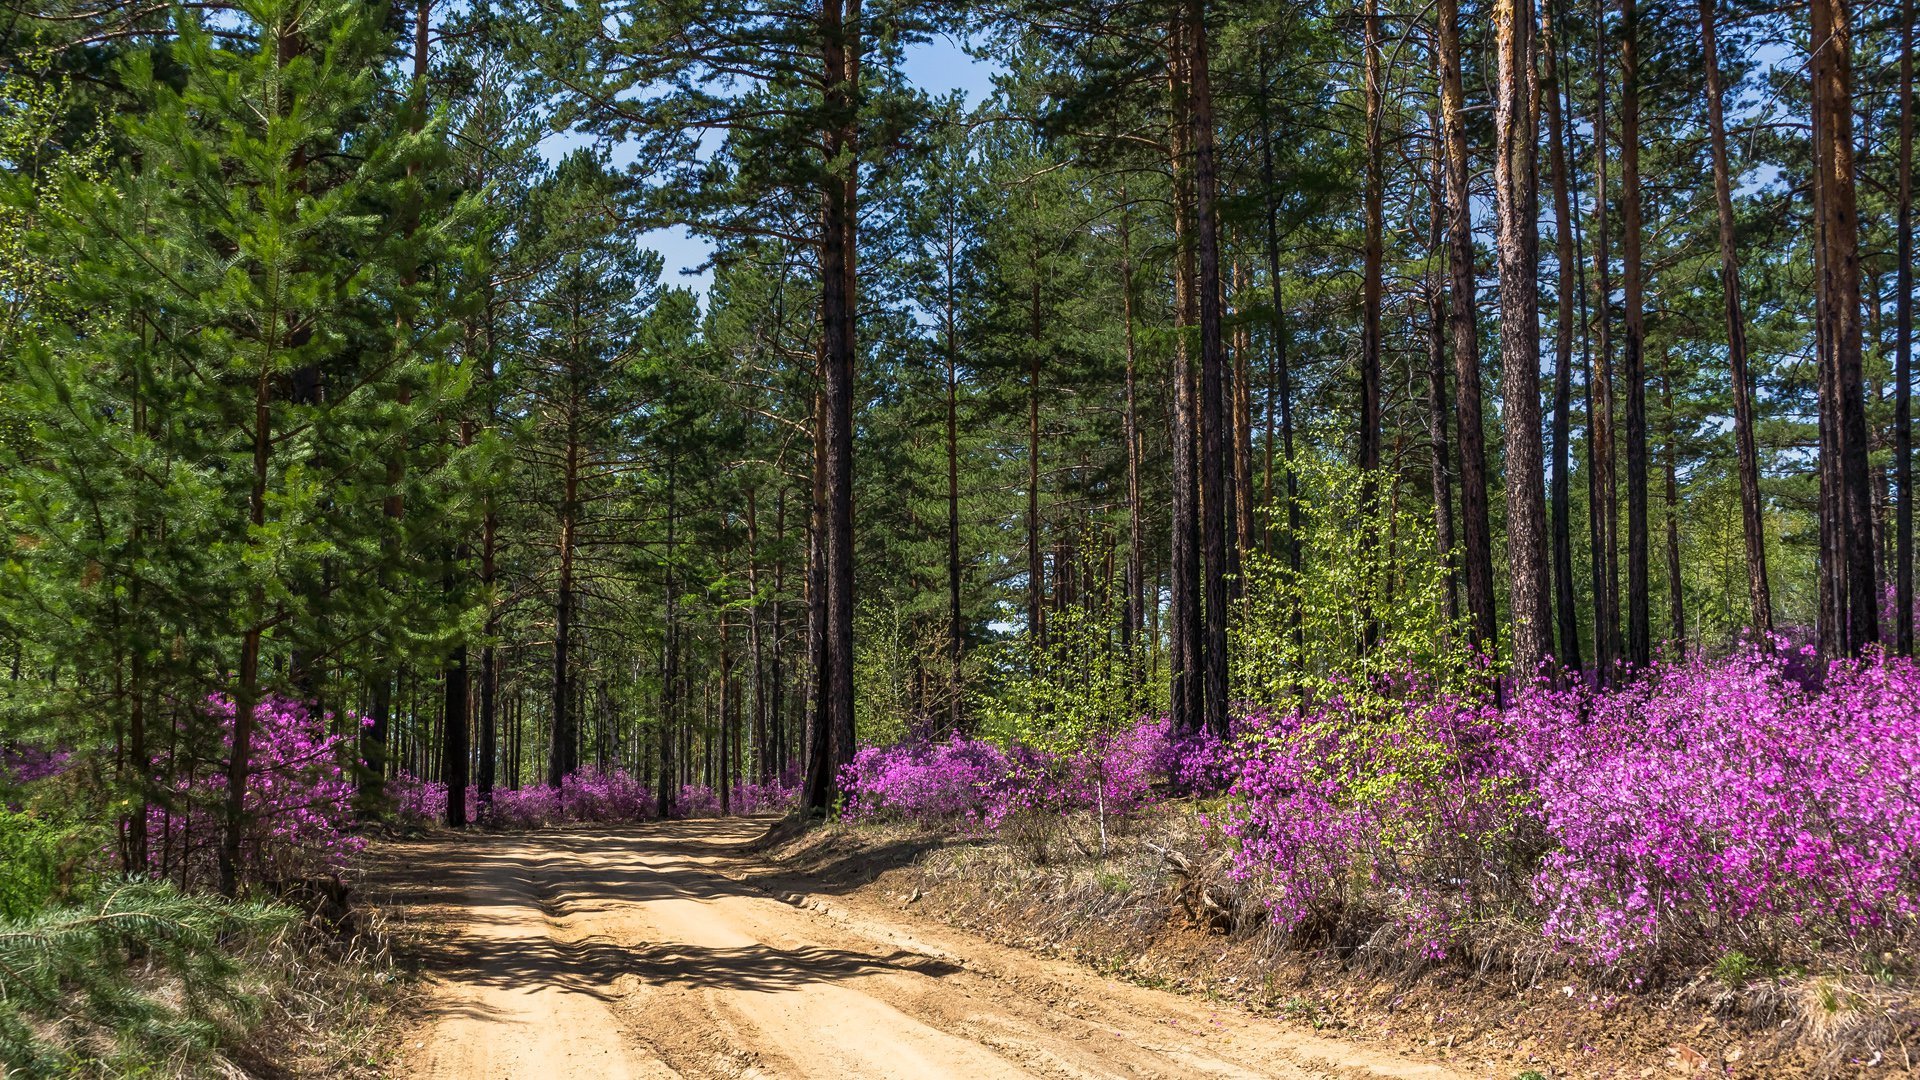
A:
[[382, 819, 1461, 1080]]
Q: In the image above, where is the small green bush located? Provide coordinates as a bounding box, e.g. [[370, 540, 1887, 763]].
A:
[[0, 809, 98, 920]]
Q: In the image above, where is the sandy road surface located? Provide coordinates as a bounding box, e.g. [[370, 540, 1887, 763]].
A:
[[383, 819, 1461, 1080]]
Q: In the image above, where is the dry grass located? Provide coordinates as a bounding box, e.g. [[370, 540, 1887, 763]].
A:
[[228, 901, 419, 1079]]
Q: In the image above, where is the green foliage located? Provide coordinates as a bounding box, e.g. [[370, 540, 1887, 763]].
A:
[[1233, 457, 1484, 715], [980, 601, 1156, 755], [0, 880, 295, 1078], [0, 811, 100, 920], [853, 598, 972, 747]]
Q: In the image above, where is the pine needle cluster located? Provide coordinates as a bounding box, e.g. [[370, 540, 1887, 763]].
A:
[[0, 880, 294, 1078]]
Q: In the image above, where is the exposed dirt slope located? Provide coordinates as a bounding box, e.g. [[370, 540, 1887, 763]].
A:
[[379, 818, 1460, 1079]]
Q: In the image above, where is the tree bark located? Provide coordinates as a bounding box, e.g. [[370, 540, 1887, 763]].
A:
[[1619, 0, 1652, 668], [1588, 0, 1622, 680], [804, 0, 860, 811], [1542, 0, 1581, 669], [1257, 42, 1301, 630], [1437, 0, 1500, 657], [1696, 0, 1772, 634], [1119, 197, 1145, 696], [548, 425, 578, 788], [443, 608, 468, 827], [1425, 89, 1461, 624], [944, 201, 965, 728], [1026, 208, 1046, 650], [1187, 0, 1230, 739], [1167, 14, 1202, 735], [659, 457, 680, 817], [1895, 0, 1914, 656], [1661, 368, 1686, 655], [1494, 0, 1552, 678], [1360, 0, 1384, 485], [1810, 0, 1878, 655]]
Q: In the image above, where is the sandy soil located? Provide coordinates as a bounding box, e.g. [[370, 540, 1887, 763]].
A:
[[380, 818, 1463, 1080]]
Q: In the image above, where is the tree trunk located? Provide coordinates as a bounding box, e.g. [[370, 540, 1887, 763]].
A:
[[1494, 0, 1552, 677], [548, 420, 579, 787], [1619, 0, 1652, 668], [1438, 0, 1500, 656], [1661, 368, 1686, 655], [804, 0, 860, 811], [659, 459, 680, 817], [1360, 0, 1384, 491], [1187, 0, 1230, 739], [1895, 0, 1914, 656], [1232, 262, 1255, 594], [1588, 0, 1622, 680], [748, 488, 768, 782], [1026, 215, 1046, 650], [1695, 0, 1772, 634], [1425, 85, 1460, 624], [1258, 42, 1301, 638], [771, 489, 786, 770], [1119, 197, 1145, 695], [443, 619, 468, 827], [944, 210, 965, 730], [1167, 14, 1202, 735], [219, 364, 272, 898], [1810, 0, 1878, 655], [1542, 0, 1581, 670]]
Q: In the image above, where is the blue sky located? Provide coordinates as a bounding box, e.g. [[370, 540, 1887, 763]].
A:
[[601, 34, 1001, 300]]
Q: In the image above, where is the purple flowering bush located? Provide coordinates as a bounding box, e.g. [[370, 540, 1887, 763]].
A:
[[837, 717, 1213, 831], [147, 695, 362, 889], [839, 735, 1011, 824], [1218, 695, 1524, 957], [392, 767, 800, 829], [847, 641, 1920, 973], [1511, 640, 1920, 964]]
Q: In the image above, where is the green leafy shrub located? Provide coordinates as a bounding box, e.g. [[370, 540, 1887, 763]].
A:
[[0, 810, 99, 920], [1233, 456, 1484, 715]]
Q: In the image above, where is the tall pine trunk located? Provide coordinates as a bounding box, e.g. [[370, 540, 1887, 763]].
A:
[[804, 0, 860, 811], [1895, 0, 1914, 656], [548, 427, 578, 787], [1360, 0, 1384, 486], [944, 210, 965, 727], [1437, 0, 1500, 657], [1425, 85, 1461, 623], [1494, 0, 1552, 677], [1697, 0, 1772, 633], [1185, 0, 1230, 739], [1619, 0, 1651, 668], [1167, 16, 1203, 735], [1542, 0, 1582, 669], [1810, 0, 1879, 655], [1588, 0, 1622, 680], [1258, 43, 1301, 637]]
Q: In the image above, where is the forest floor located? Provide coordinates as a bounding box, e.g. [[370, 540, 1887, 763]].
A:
[[365, 817, 1464, 1079]]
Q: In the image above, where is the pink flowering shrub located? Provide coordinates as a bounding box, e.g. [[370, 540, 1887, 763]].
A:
[[847, 642, 1920, 972], [397, 767, 658, 828], [1226, 696, 1528, 955], [390, 767, 798, 829], [838, 717, 1208, 828], [1511, 640, 1920, 964], [839, 735, 1012, 824], [147, 695, 362, 889]]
